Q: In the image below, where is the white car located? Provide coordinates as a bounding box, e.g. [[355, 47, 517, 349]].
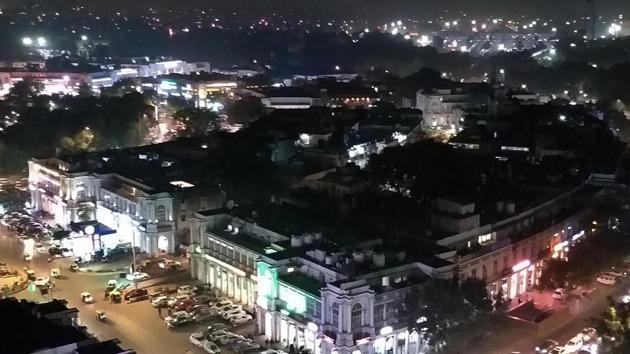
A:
[[35, 244, 47, 254], [221, 308, 245, 320], [564, 336, 583, 352], [596, 274, 618, 285], [177, 285, 197, 295], [203, 341, 221, 354], [167, 295, 191, 307], [218, 304, 241, 315], [151, 296, 170, 308], [230, 314, 253, 325], [34, 276, 50, 287], [189, 332, 208, 347], [552, 288, 566, 300], [159, 259, 181, 269], [126, 272, 149, 281], [23, 253, 32, 262], [61, 248, 73, 258], [81, 292, 94, 303], [17, 236, 31, 243]]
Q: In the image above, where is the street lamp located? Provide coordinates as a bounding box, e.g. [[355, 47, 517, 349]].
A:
[[36, 37, 47, 47], [22, 37, 33, 46]]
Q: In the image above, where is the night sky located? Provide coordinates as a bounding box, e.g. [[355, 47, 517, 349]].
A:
[[2, 0, 628, 18]]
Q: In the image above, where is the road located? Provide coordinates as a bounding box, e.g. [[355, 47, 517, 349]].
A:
[[0, 227, 208, 354], [479, 278, 630, 354]]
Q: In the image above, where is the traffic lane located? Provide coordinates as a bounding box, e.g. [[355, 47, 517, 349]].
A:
[[0, 229, 203, 354], [497, 279, 630, 354]]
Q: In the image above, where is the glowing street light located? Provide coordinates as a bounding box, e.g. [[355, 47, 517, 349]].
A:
[[81, 35, 88, 41], [22, 37, 33, 46], [36, 37, 47, 46]]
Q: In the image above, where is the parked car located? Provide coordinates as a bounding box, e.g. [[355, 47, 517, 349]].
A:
[[151, 296, 170, 308], [206, 323, 230, 334], [564, 336, 583, 352], [230, 314, 253, 325], [552, 288, 566, 300], [173, 299, 196, 312], [159, 259, 181, 269], [124, 288, 149, 303], [221, 334, 245, 346], [536, 339, 559, 353], [596, 274, 619, 285], [189, 332, 208, 347], [218, 304, 242, 315], [550, 347, 568, 354], [203, 340, 222, 354], [23, 253, 32, 262], [61, 248, 73, 258], [194, 311, 216, 323], [167, 295, 191, 307], [177, 285, 197, 295], [165, 312, 192, 329], [581, 327, 597, 342], [194, 295, 213, 304], [607, 268, 627, 278], [222, 308, 246, 320]]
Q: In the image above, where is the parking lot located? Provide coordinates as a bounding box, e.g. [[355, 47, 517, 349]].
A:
[[0, 212, 260, 354]]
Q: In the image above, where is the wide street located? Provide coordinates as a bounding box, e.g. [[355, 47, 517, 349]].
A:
[[479, 278, 630, 354], [0, 227, 207, 354]]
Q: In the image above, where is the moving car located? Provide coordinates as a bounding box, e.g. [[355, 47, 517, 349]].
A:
[[35, 244, 47, 254], [596, 274, 618, 285], [23, 253, 32, 262], [25, 269, 36, 280], [125, 272, 149, 281], [536, 339, 559, 353], [50, 268, 60, 278], [552, 288, 566, 300], [34, 276, 50, 287], [81, 292, 94, 303]]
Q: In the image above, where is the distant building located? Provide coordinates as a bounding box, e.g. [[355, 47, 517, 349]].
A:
[[416, 88, 469, 131]]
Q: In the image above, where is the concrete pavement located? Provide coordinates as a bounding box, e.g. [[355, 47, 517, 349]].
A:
[[0, 228, 208, 354]]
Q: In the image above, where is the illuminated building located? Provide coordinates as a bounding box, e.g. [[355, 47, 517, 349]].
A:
[[189, 204, 454, 354], [435, 185, 591, 301], [27, 140, 227, 257], [416, 88, 469, 131]]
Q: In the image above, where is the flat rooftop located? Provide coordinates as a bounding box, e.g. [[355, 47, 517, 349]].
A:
[[279, 271, 323, 297]]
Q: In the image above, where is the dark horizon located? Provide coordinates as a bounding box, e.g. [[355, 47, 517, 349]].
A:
[[2, 0, 628, 19]]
